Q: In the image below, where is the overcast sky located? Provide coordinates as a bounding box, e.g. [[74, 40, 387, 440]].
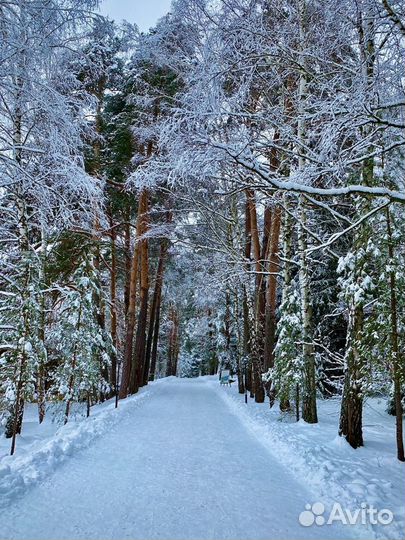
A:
[[99, 0, 172, 31]]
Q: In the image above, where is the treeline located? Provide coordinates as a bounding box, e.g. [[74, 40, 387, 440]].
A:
[[0, 0, 180, 454], [1, 0, 405, 465], [125, 0, 405, 461]]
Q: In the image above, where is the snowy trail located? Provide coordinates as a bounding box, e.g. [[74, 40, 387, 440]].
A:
[[0, 378, 350, 540]]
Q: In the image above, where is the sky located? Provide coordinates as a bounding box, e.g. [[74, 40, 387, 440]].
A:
[[99, 0, 172, 31]]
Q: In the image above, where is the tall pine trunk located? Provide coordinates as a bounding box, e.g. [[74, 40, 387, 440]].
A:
[[130, 190, 149, 394], [243, 197, 252, 395], [143, 238, 168, 385], [149, 288, 163, 382], [124, 210, 131, 320], [263, 205, 282, 372], [119, 195, 144, 398], [263, 205, 282, 407], [246, 189, 265, 402], [166, 305, 179, 377]]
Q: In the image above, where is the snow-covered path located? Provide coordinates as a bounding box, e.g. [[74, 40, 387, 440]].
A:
[[0, 378, 349, 540]]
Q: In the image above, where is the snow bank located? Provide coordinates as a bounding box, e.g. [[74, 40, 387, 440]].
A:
[[210, 379, 405, 540], [0, 390, 150, 508]]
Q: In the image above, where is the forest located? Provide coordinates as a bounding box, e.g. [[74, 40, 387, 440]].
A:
[[0, 0, 404, 482]]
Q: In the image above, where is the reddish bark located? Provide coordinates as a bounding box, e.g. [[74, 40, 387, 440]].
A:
[[129, 190, 149, 394], [264, 205, 282, 372], [119, 192, 145, 398]]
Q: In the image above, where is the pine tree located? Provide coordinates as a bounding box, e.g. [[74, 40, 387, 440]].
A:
[[49, 257, 111, 424]]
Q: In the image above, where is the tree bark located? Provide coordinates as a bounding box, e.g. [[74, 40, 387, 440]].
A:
[[246, 189, 265, 402], [109, 210, 118, 395], [149, 287, 163, 381], [7, 70, 27, 452], [386, 208, 404, 461], [339, 316, 364, 449], [339, 4, 375, 447], [129, 189, 149, 394], [263, 205, 282, 372], [243, 198, 252, 394], [298, 198, 318, 423], [37, 228, 47, 423], [279, 202, 293, 411], [295, 0, 317, 423], [256, 206, 272, 325], [143, 238, 168, 385], [166, 305, 179, 377], [233, 289, 245, 394], [124, 211, 131, 320], [119, 195, 144, 398], [242, 288, 251, 394]]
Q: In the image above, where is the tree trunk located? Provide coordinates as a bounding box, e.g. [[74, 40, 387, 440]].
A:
[[262, 131, 281, 379], [339, 303, 364, 448], [148, 212, 170, 383], [246, 189, 265, 402], [131, 290, 148, 393], [207, 308, 217, 375], [109, 211, 118, 395], [167, 305, 179, 377], [263, 205, 282, 372], [143, 238, 168, 385], [298, 198, 318, 423], [167, 315, 173, 377], [295, 0, 317, 423], [7, 73, 27, 453], [339, 5, 375, 447], [37, 229, 47, 424], [173, 314, 180, 376], [130, 189, 149, 394], [149, 287, 163, 381], [124, 210, 131, 320], [243, 288, 252, 395], [7, 330, 26, 453], [386, 208, 404, 461], [256, 206, 272, 324], [119, 195, 144, 399], [243, 197, 252, 394], [279, 203, 294, 411]]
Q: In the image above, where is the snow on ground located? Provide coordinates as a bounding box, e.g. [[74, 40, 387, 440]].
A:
[[0, 376, 403, 540], [0, 377, 350, 540], [0, 386, 151, 508], [209, 376, 405, 540]]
